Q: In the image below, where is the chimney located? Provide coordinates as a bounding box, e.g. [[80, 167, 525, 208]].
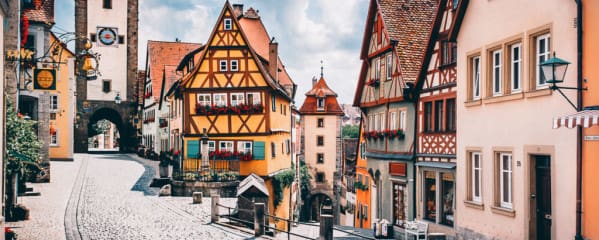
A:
[[312, 77, 317, 87], [232, 4, 244, 18], [269, 38, 279, 82]]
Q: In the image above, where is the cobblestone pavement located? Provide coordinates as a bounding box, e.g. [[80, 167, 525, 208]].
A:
[[11, 153, 253, 240]]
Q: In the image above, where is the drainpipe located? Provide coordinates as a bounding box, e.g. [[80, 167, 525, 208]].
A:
[[575, 0, 583, 240], [411, 91, 419, 220]]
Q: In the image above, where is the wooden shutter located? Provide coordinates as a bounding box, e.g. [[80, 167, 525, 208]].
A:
[[253, 141, 265, 160], [187, 140, 199, 158]]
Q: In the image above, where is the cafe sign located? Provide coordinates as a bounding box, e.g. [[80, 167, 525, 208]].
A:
[[33, 69, 56, 90]]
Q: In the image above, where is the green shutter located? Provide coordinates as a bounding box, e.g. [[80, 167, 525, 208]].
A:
[[187, 140, 200, 159], [253, 141, 265, 160]]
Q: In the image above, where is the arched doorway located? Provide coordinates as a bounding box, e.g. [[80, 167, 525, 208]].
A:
[[77, 107, 136, 153], [307, 192, 333, 222]]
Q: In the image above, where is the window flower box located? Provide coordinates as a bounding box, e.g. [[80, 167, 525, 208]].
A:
[[385, 129, 405, 139]]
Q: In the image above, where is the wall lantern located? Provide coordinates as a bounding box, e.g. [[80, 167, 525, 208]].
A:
[[540, 52, 587, 110], [114, 92, 122, 104]]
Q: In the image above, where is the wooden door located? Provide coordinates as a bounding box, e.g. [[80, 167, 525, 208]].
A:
[[535, 156, 552, 240]]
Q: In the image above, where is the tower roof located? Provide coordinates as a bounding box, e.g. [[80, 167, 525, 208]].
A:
[[299, 77, 343, 115]]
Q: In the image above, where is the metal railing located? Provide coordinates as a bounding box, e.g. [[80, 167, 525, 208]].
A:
[[262, 213, 317, 240], [182, 157, 240, 182]]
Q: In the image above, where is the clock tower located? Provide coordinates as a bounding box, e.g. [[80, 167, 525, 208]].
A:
[[74, 0, 139, 153]]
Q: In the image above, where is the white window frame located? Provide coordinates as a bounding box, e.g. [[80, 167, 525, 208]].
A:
[[386, 54, 392, 80], [536, 33, 551, 88], [219, 60, 227, 72], [50, 128, 58, 146], [224, 18, 232, 30], [50, 95, 59, 111], [230, 60, 239, 72], [208, 141, 216, 153], [246, 92, 261, 105], [375, 58, 381, 80], [471, 152, 482, 203], [237, 141, 252, 153], [230, 93, 245, 106], [317, 98, 325, 110], [499, 153, 513, 209], [472, 56, 481, 100], [399, 110, 406, 130], [389, 111, 397, 130], [197, 94, 211, 106], [369, 115, 374, 131], [374, 114, 380, 131], [213, 93, 227, 107], [380, 112, 386, 131], [492, 50, 502, 96], [219, 141, 234, 152], [511, 44, 522, 92]]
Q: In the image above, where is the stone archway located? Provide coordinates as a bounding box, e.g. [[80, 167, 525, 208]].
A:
[[74, 103, 137, 153], [306, 192, 334, 222]]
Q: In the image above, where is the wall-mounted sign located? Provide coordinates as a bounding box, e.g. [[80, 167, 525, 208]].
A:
[[389, 162, 407, 177], [585, 135, 599, 141], [97, 27, 118, 46], [33, 69, 56, 90]]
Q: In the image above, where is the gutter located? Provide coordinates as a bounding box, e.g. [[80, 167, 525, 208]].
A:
[[575, 0, 583, 239]]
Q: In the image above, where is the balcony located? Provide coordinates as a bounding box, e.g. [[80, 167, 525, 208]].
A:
[[195, 104, 264, 115]]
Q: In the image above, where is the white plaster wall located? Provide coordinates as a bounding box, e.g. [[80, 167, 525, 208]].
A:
[[86, 0, 128, 101], [456, 1, 577, 239]]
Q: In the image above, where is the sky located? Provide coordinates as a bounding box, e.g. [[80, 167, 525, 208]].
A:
[[55, 0, 369, 106]]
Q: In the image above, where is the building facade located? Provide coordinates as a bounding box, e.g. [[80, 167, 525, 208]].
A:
[[179, 2, 296, 229], [456, 0, 578, 239], [299, 76, 343, 222], [354, 0, 437, 232]]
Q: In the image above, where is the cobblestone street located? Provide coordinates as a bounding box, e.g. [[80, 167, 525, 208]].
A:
[[9, 153, 252, 240]]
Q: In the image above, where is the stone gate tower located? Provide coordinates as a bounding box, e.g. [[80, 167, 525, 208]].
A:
[[74, 0, 138, 152]]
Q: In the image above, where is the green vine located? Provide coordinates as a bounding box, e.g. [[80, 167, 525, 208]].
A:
[[272, 168, 295, 209]]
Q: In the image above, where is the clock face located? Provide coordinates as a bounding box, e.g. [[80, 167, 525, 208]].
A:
[[98, 28, 117, 45]]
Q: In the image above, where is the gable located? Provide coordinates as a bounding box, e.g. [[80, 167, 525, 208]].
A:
[[209, 8, 247, 47]]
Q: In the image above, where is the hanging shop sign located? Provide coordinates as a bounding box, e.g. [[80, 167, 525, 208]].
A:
[[33, 69, 56, 90]]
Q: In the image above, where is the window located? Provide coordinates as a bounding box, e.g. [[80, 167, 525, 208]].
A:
[[102, 79, 111, 93], [317, 98, 325, 110], [197, 94, 211, 106], [446, 99, 456, 131], [230, 60, 239, 72], [219, 60, 227, 72], [389, 112, 397, 130], [374, 114, 380, 131], [286, 139, 291, 154], [317, 153, 324, 164], [316, 173, 325, 183], [213, 93, 227, 107], [369, 115, 374, 131], [103, 0, 111, 9], [247, 92, 261, 105], [50, 129, 58, 146], [442, 42, 457, 65], [470, 152, 482, 203], [440, 172, 455, 226], [317, 118, 324, 128], [380, 112, 386, 131], [271, 142, 276, 158], [424, 102, 433, 132], [317, 136, 324, 146], [230, 93, 245, 106], [472, 56, 481, 100], [392, 182, 408, 227], [386, 54, 393, 80], [492, 50, 502, 96], [375, 58, 381, 80], [424, 171, 436, 222], [423, 170, 455, 226], [118, 35, 124, 44], [90, 33, 97, 42], [536, 33, 551, 88], [224, 18, 232, 30], [271, 95, 276, 112], [510, 44, 522, 92], [50, 95, 59, 111], [50, 113, 56, 120], [237, 141, 252, 153], [219, 141, 234, 152], [499, 153, 513, 209], [434, 100, 444, 132], [399, 110, 406, 130], [208, 141, 216, 153]]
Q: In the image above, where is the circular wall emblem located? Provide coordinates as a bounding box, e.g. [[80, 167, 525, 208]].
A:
[[98, 28, 116, 45], [37, 69, 54, 89]]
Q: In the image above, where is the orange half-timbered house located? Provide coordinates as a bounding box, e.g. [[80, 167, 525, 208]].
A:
[[414, 0, 465, 236], [353, 0, 437, 231], [179, 2, 296, 225]]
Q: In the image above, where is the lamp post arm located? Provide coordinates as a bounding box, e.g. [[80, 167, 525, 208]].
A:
[[555, 87, 579, 111], [553, 86, 588, 91]]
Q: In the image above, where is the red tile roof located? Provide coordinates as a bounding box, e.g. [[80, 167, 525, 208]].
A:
[[299, 77, 344, 115], [146, 41, 201, 102], [23, 0, 54, 25]]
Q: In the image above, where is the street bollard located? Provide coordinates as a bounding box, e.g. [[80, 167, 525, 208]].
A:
[[211, 194, 220, 223], [192, 192, 203, 204], [319, 214, 334, 240], [254, 203, 265, 237]]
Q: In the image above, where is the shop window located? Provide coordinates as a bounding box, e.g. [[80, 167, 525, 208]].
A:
[[393, 182, 408, 227], [424, 171, 436, 222], [440, 172, 455, 226]]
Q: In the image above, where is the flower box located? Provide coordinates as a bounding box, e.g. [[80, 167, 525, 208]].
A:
[[196, 104, 264, 115]]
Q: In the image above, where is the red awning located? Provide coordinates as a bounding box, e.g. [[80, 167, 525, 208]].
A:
[[553, 110, 599, 129]]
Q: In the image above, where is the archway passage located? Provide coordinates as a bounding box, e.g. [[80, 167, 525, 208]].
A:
[[75, 106, 137, 153], [305, 193, 333, 222]]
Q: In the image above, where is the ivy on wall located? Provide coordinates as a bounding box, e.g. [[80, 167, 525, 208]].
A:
[[272, 168, 295, 209]]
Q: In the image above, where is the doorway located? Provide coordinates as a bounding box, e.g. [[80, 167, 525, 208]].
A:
[[530, 155, 551, 240]]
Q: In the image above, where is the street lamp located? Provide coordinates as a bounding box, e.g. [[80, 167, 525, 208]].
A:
[[114, 92, 122, 104], [540, 52, 586, 110]]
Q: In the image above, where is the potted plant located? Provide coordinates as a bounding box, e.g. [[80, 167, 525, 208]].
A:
[[158, 151, 170, 178]]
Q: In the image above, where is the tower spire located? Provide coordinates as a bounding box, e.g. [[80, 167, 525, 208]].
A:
[[320, 60, 324, 78]]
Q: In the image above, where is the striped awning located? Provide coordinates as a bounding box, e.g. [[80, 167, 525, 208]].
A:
[[553, 110, 599, 129]]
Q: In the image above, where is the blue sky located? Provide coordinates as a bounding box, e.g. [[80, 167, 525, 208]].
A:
[[55, 0, 369, 106]]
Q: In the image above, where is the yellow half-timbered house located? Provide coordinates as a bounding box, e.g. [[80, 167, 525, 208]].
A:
[[180, 2, 296, 224]]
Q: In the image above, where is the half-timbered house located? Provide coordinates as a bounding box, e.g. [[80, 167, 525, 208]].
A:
[[354, 0, 437, 231], [179, 2, 296, 225]]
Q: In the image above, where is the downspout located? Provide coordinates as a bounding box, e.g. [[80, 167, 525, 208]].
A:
[[412, 91, 419, 220], [575, 0, 583, 240]]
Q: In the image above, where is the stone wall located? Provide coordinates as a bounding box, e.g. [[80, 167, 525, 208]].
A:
[[171, 181, 239, 198]]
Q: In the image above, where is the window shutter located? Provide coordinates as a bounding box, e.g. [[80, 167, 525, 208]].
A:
[[253, 141, 265, 160], [187, 140, 199, 158]]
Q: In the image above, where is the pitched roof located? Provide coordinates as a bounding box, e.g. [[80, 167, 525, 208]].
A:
[[299, 77, 344, 115], [23, 0, 54, 25], [159, 65, 179, 110], [146, 41, 201, 102], [378, 0, 438, 83], [237, 173, 269, 197]]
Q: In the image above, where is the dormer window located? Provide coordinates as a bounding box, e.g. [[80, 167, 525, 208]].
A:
[[317, 98, 325, 111], [224, 18, 232, 30]]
